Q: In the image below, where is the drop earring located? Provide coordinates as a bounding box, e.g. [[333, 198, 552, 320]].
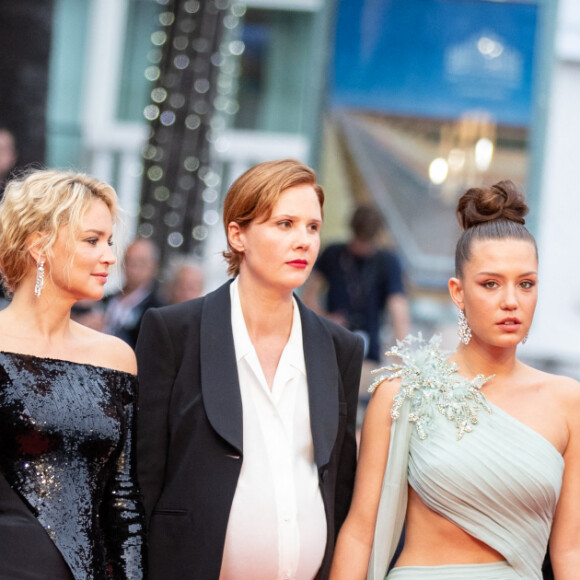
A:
[[34, 259, 45, 297], [457, 309, 471, 345]]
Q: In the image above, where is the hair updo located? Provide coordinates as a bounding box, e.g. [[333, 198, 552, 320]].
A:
[[454, 180, 537, 277]]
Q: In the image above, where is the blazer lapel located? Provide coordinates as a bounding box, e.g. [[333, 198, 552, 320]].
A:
[[200, 281, 244, 455], [298, 300, 339, 469]]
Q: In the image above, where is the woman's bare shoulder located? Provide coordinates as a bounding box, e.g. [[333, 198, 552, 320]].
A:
[[370, 376, 402, 404], [72, 323, 137, 375], [551, 374, 580, 410], [525, 365, 580, 417], [537, 372, 580, 447], [364, 376, 401, 429], [529, 364, 580, 395]]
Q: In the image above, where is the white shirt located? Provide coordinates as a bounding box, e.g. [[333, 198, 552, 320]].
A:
[[219, 279, 327, 580]]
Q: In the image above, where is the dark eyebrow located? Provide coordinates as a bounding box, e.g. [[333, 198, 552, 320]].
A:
[[272, 213, 322, 223], [477, 271, 537, 277]]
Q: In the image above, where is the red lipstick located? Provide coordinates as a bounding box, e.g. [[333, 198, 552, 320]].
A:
[[287, 259, 308, 269]]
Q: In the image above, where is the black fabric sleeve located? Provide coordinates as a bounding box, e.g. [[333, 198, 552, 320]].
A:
[[135, 308, 178, 523], [103, 374, 147, 579], [333, 332, 364, 536]]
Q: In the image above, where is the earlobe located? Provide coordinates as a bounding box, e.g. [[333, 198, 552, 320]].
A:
[[227, 222, 245, 253], [448, 277, 465, 310], [26, 232, 45, 265]]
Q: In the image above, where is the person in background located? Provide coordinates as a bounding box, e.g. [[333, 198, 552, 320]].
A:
[[0, 127, 18, 305], [136, 159, 364, 580], [70, 298, 106, 331], [162, 256, 205, 304], [302, 204, 410, 365], [0, 127, 17, 198], [103, 236, 165, 348], [0, 169, 145, 579], [330, 181, 580, 580]]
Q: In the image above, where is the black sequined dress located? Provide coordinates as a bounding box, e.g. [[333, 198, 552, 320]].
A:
[[0, 352, 146, 580]]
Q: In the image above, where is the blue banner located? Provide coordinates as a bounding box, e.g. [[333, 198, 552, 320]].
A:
[[332, 0, 538, 126]]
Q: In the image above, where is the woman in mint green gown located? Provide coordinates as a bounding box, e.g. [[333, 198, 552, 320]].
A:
[[330, 181, 580, 580]]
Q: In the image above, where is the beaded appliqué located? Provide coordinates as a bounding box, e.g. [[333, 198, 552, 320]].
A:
[[369, 334, 493, 441]]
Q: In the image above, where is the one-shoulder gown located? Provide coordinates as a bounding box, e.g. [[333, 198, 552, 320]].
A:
[[0, 352, 146, 580], [366, 335, 564, 580]]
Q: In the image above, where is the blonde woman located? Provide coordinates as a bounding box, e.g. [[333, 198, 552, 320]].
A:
[[0, 170, 145, 579]]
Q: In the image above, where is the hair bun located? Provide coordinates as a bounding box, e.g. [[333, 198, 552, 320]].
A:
[[456, 180, 528, 231]]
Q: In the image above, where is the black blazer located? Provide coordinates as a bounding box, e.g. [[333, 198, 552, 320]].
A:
[[136, 281, 364, 580]]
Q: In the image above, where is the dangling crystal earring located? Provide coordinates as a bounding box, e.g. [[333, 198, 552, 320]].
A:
[[457, 309, 472, 345], [521, 334, 528, 345], [34, 259, 45, 297]]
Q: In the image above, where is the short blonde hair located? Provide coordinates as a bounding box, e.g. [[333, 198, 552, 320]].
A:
[[222, 159, 324, 277], [0, 169, 119, 292]]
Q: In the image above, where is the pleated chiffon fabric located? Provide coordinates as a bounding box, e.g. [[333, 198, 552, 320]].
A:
[[407, 400, 563, 580], [386, 561, 521, 579], [367, 335, 564, 580]]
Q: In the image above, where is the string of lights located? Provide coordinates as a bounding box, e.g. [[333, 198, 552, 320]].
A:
[[138, 0, 245, 266]]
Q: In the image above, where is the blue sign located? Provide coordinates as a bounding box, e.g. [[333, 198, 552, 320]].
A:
[[332, 0, 538, 126]]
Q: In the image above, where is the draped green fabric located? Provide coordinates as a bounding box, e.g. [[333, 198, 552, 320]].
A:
[[386, 561, 521, 579], [367, 335, 564, 580]]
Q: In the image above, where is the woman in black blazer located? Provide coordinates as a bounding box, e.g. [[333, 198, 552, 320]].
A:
[[136, 159, 364, 580]]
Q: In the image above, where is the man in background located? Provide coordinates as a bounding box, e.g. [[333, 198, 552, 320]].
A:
[[0, 127, 17, 198], [162, 257, 205, 305], [103, 237, 165, 348], [0, 127, 17, 306], [302, 203, 410, 397], [303, 204, 409, 360]]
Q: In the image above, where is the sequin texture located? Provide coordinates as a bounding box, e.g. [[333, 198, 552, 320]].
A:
[[0, 352, 145, 579], [369, 334, 493, 440]]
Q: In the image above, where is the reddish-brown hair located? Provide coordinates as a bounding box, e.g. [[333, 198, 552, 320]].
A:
[[222, 159, 324, 277]]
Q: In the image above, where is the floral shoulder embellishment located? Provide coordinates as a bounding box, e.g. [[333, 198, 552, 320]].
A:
[[369, 333, 492, 440]]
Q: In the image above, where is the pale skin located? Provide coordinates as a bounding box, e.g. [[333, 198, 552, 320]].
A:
[[0, 198, 136, 375], [122, 237, 159, 295], [167, 265, 204, 304], [330, 238, 580, 579], [227, 183, 322, 389]]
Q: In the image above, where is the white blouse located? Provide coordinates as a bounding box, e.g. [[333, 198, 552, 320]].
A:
[[219, 278, 326, 580]]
